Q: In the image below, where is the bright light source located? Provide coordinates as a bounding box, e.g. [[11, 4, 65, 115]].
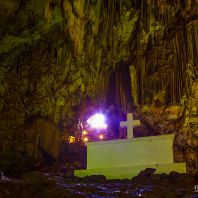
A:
[[82, 130, 87, 135], [99, 134, 104, 140], [83, 137, 88, 142], [87, 113, 107, 129], [69, 136, 75, 143]]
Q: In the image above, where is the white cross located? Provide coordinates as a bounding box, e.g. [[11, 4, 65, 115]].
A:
[[120, 113, 140, 139]]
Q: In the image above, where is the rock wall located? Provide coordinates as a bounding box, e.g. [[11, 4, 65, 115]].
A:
[[131, 1, 198, 173], [0, 0, 197, 171], [24, 118, 62, 162], [0, 0, 140, 159]]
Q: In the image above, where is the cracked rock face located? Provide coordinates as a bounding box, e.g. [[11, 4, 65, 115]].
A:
[[0, 0, 197, 171]]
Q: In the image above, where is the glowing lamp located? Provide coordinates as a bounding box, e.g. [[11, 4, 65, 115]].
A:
[[69, 136, 75, 143], [82, 130, 87, 135], [87, 113, 107, 129], [83, 137, 88, 142], [99, 134, 104, 140]]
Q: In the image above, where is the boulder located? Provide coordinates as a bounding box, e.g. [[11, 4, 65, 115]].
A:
[[24, 118, 62, 163]]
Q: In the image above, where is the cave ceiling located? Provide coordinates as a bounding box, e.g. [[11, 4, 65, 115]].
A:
[[0, 0, 197, 132]]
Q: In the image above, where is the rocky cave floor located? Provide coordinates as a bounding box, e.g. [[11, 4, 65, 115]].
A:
[[0, 164, 198, 198]]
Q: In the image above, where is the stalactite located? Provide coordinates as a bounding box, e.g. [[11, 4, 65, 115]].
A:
[[192, 25, 198, 70], [133, 0, 198, 105], [172, 72, 175, 104]]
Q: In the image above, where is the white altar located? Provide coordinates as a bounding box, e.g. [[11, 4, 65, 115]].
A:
[[74, 113, 186, 179]]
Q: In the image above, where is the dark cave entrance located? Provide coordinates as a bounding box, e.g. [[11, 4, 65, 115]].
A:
[[107, 64, 134, 113]]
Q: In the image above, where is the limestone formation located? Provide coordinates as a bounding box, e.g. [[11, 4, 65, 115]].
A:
[[0, 0, 197, 171]]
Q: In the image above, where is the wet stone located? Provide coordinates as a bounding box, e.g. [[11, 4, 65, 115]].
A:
[[137, 168, 156, 178], [84, 175, 107, 183], [0, 169, 198, 197]]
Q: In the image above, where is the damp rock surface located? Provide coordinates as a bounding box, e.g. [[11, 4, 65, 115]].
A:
[[0, 168, 197, 198], [0, 0, 198, 177]]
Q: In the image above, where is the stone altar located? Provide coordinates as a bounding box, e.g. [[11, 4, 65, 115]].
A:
[[75, 113, 186, 179]]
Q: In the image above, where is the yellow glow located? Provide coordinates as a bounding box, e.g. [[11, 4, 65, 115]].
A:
[[83, 137, 88, 142], [69, 136, 75, 143], [99, 134, 104, 140], [82, 130, 88, 135]]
